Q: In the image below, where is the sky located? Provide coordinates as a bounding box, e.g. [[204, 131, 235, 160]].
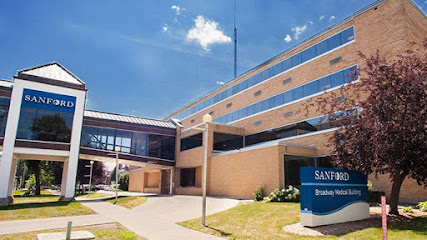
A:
[[0, 0, 426, 120]]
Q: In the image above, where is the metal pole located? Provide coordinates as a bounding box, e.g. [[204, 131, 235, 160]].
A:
[[233, 0, 237, 78], [88, 161, 93, 196], [66, 221, 72, 240], [202, 123, 209, 226], [115, 151, 119, 204]]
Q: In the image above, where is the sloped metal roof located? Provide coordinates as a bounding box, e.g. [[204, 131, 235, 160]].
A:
[[84, 110, 176, 129]]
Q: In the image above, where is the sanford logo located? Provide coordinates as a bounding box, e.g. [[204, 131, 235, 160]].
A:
[[24, 95, 74, 108], [314, 170, 350, 181]]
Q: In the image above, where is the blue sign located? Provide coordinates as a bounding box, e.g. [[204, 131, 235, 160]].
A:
[[21, 89, 76, 114], [300, 167, 369, 226]]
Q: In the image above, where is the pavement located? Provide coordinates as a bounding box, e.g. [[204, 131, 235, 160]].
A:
[[0, 194, 239, 240]]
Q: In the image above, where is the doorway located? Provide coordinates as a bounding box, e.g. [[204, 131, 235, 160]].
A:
[[161, 169, 171, 194]]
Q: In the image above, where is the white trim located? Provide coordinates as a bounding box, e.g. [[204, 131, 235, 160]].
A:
[[173, 27, 355, 122]]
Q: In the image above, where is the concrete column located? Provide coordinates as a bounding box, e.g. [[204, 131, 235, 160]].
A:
[[169, 168, 174, 194], [59, 160, 69, 199], [59, 157, 78, 201], [6, 157, 18, 203]]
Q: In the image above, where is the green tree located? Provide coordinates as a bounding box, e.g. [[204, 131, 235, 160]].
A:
[[118, 172, 129, 191]]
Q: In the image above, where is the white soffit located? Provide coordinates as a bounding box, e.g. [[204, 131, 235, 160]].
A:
[[20, 63, 84, 85]]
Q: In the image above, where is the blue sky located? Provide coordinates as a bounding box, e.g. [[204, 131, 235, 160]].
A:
[[0, 0, 425, 119]]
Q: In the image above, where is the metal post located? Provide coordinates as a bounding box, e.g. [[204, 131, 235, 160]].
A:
[[202, 123, 209, 226], [115, 151, 119, 204], [88, 161, 93, 196], [66, 221, 72, 240]]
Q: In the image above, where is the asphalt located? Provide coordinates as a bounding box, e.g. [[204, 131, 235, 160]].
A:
[[0, 194, 239, 240]]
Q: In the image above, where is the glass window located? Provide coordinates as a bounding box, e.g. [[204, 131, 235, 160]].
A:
[[247, 104, 255, 116], [262, 69, 269, 81], [254, 101, 263, 114], [180, 168, 196, 187], [317, 39, 328, 55], [282, 58, 292, 71], [231, 111, 239, 122], [221, 90, 228, 100], [238, 107, 248, 119], [245, 131, 277, 146], [132, 132, 148, 156], [240, 80, 248, 91], [283, 91, 293, 103], [284, 155, 315, 186], [225, 113, 232, 123], [232, 85, 239, 94], [213, 93, 221, 103], [180, 133, 202, 151], [343, 65, 357, 83], [269, 67, 275, 78], [301, 45, 317, 62], [254, 73, 262, 85], [319, 76, 332, 91], [328, 33, 341, 51], [269, 96, 276, 108], [316, 156, 333, 168], [213, 132, 243, 151], [331, 70, 344, 87], [292, 86, 304, 100], [273, 62, 283, 75], [247, 76, 254, 87], [261, 98, 270, 111], [340, 26, 355, 44], [291, 53, 302, 67], [148, 134, 175, 160], [274, 93, 284, 106], [303, 81, 319, 97]]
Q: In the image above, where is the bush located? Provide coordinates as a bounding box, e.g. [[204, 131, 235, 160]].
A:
[[264, 186, 300, 202], [253, 186, 265, 201], [403, 206, 413, 213], [367, 180, 373, 192], [118, 172, 129, 191], [417, 201, 427, 212]]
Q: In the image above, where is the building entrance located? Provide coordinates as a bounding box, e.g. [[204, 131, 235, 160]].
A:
[[161, 169, 171, 194]]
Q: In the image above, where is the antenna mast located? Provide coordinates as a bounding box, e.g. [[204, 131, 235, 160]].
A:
[[234, 0, 237, 78]]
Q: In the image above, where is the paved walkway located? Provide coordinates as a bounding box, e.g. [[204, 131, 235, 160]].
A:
[[0, 194, 239, 240], [79, 195, 239, 240]]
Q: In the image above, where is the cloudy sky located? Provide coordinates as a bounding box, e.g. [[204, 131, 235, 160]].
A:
[[0, 0, 425, 119]]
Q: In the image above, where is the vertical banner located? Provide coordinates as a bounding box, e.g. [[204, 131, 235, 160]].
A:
[[300, 167, 370, 227], [381, 196, 387, 240]]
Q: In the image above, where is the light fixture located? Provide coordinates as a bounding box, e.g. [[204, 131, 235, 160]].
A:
[[203, 113, 212, 123]]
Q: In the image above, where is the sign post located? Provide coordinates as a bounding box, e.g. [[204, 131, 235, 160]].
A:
[[300, 167, 370, 227], [381, 196, 387, 240]]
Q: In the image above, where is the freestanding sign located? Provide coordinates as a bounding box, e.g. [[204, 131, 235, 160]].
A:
[[300, 167, 369, 227]]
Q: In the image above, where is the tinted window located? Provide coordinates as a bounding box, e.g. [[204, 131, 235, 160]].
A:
[[274, 93, 284, 106], [247, 104, 255, 116], [291, 53, 302, 67], [330, 71, 344, 87], [262, 70, 269, 81], [303, 81, 319, 97], [254, 73, 262, 84], [261, 99, 270, 111], [283, 91, 293, 103], [213, 132, 243, 151], [254, 101, 263, 113], [180, 168, 196, 187], [273, 63, 283, 75], [282, 58, 292, 71], [341, 26, 355, 44], [292, 86, 304, 100], [328, 34, 341, 51], [318, 76, 332, 91], [181, 133, 203, 151], [317, 39, 328, 55], [301, 45, 317, 62]]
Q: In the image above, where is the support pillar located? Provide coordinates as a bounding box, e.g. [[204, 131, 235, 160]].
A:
[[59, 157, 78, 201], [0, 152, 17, 206]]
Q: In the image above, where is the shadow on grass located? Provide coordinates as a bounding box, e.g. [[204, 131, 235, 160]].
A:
[[205, 225, 232, 237], [0, 196, 74, 211]]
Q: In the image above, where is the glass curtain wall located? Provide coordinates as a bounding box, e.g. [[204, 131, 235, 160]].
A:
[[80, 126, 175, 160], [284, 155, 333, 186], [0, 97, 10, 137]]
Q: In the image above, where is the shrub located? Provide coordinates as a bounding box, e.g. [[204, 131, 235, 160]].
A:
[[417, 201, 427, 212], [118, 172, 129, 191], [367, 180, 373, 192], [264, 186, 300, 202], [253, 186, 265, 201], [403, 206, 413, 213]]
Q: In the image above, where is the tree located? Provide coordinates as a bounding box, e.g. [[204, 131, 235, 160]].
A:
[[307, 40, 427, 215], [76, 160, 107, 186], [118, 172, 129, 191]]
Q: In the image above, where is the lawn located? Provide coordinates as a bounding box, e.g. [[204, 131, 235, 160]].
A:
[[179, 202, 427, 240], [104, 196, 147, 209], [0, 223, 145, 240], [77, 192, 109, 199], [12, 189, 51, 196], [0, 194, 93, 221]]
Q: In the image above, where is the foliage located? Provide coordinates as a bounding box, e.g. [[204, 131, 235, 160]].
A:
[[26, 174, 36, 189], [253, 186, 265, 201], [402, 206, 413, 213], [305, 39, 427, 215], [417, 201, 427, 212], [118, 172, 129, 191], [76, 160, 107, 186], [264, 186, 300, 202], [367, 180, 373, 192], [31, 114, 71, 142]]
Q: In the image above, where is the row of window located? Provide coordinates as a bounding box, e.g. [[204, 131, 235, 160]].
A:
[[0, 98, 10, 137], [213, 65, 357, 124], [173, 26, 355, 121], [80, 125, 176, 160]]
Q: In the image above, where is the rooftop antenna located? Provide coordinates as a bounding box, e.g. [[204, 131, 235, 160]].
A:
[[233, 0, 237, 79]]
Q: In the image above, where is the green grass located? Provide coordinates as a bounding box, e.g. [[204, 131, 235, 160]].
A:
[[0, 223, 145, 240], [0, 194, 93, 221], [179, 202, 427, 240], [104, 196, 147, 209], [78, 192, 109, 199], [12, 189, 51, 196]]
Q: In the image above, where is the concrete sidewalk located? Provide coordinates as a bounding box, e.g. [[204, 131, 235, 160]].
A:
[[79, 195, 238, 240], [0, 214, 114, 235]]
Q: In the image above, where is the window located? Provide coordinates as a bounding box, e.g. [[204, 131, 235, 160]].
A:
[[283, 91, 293, 103], [180, 133, 203, 151], [0, 97, 10, 137], [180, 168, 196, 187], [284, 155, 333, 186], [213, 132, 243, 151], [254, 90, 262, 97], [328, 34, 341, 51], [226, 103, 233, 108], [317, 39, 328, 55], [282, 58, 292, 71], [291, 53, 302, 67], [282, 77, 292, 85], [148, 134, 176, 160], [301, 45, 317, 62], [292, 86, 304, 100], [331, 70, 344, 87], [319, 76, 332, 91], [303, 81, 319, 97], [274, 94, 284, 106], [340, 26, 355, 44]]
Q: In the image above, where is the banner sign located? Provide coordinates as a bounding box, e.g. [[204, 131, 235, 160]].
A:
[[300, 167, 369, 227], [21, 89, 76, 114]]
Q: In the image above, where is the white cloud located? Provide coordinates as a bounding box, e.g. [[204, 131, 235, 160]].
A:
[[162, 25, 168, 32], [309, 21, 314, 25], [171, 5, 181, 15], [216, 81, 225, 85], [329, 16, 336, 21], [292, 24, 307, 40], [319, 15, 325, 21], [186, 15, 232, 51], [284, 34, 292, 43]]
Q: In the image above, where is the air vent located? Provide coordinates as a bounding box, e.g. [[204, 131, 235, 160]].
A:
[[226, 103, 232, 108], [254, 90, 262, 97], [254, 120, 262, 126], [283, 111, 294, 118], [331, 95, 346, 104], [190, 119, 195, 123], [329, 56, 342, 66], [282, 77, 292, 85]]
